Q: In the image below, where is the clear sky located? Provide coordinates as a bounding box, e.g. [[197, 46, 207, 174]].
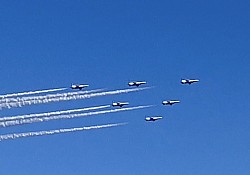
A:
[[0, 0, 250, 174]]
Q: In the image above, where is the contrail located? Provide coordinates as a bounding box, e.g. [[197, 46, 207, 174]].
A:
[[0, 89, 104, 104], [0, 87, 151, 110], [0, 105, 152, 127], [0, 105, 111, 122], [0, 122, 127, 141], [0, 87, 67, 99]]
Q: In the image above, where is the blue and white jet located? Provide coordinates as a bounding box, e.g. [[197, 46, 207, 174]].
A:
[[128, 81, 146, 87], [145, 116, 163, 122], [162, 100, 180, 105], [181, 79, 199, 85], [112, 102, 129, 107], [71, 84, 89, 90]]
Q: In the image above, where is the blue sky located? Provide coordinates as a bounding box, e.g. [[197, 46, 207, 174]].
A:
[[0, 0, 250, 174]]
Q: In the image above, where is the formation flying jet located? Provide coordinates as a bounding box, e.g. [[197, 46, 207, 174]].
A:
[[181, 79, 199, 85], [162, 100, 180, 105], [145, 116, 163, 122], [112, 102, 129, 107], [71, 84, 89, 90], [128, 81, 146, 87]]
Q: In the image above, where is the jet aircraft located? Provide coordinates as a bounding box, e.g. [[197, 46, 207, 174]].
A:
[[71, 84, 89, 90], [162, 100, 180, 105], [112, 102, 129, 107], [128, 81, 146, 87], [181, 79, 199, 85], [145, 116, 163, 122]]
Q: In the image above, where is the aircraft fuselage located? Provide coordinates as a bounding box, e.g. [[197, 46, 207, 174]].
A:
[[145, 116, 163, 121], [181, 79, 199, 85], [71, 84, 89, 90], [128, 81, 146, 87], [112, 102, 129, 107], [162, 100, 180, 105]]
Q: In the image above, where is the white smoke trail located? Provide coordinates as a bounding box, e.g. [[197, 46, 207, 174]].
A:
[[0, 87, 67, 99], [0, 105, 111, 122], [0, 87, 151, 110], [0, 122, 127, 141], [0, 105, 152, 127], [0, 89, 104, 104]]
